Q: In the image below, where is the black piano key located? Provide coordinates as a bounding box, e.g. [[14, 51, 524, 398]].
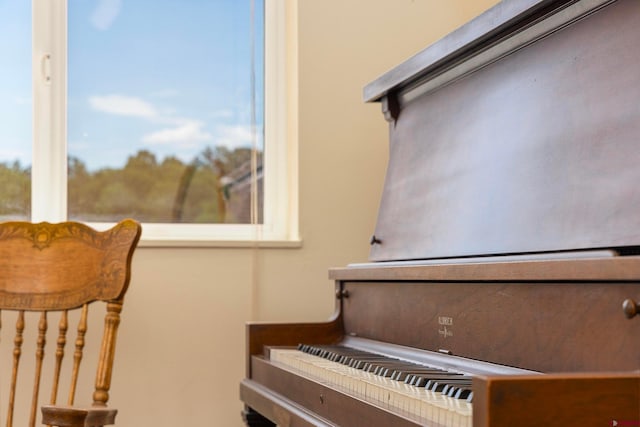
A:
[[426, 377, 472, 392], [352, 362, 365, 370], [371, 365, 384, 374], [393, 368, 445, 382], [454, 387, 473, 400], [442, 384, 455, 396], [445, 384, 469, 397], [414, 377, 428, 387], [369, 364, 397, 375], [411, 372, 464, 388], [427, 381, 447, 392], [377, 367, 394, 377], [413, 373, 460, 387], [404, 370, 459, 385]]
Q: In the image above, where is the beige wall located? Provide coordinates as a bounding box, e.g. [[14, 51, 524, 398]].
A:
[[109, 1, 499, 426]]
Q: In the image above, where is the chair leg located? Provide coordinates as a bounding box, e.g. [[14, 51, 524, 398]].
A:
[[241, 408, 276, 427]]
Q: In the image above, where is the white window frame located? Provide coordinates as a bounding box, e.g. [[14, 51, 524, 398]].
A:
[[31, 0, 298, 247]]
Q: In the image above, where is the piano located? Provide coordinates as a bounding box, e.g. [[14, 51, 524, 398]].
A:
[[240, 0, 640, 425]]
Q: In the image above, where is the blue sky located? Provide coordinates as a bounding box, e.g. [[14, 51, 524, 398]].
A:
[[0, 0, 264, 171], [0, 0, 31, 165]]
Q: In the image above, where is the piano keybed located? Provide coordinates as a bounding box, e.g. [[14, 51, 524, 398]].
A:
[[270, 344, 474, 427]]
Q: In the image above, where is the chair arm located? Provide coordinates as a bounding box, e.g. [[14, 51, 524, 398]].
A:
[[41, 405, 117, 427]]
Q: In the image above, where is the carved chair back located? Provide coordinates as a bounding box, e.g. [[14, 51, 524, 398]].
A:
[[0, 220, 141, 427]]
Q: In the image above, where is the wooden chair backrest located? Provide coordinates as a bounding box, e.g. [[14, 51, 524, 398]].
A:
[[0, 219, 141, 427]]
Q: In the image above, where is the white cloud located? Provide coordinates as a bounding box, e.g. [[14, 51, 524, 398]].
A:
[[88, 93, 259, 152], [142, 121, 212, 146], [89, 95, 158, 118], [215, 124, 256, 149], [90, 0, 123, 31]]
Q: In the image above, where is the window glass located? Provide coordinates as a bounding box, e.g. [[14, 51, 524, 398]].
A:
[[67, 0, 264, 224], [0, 0, 32, 220]]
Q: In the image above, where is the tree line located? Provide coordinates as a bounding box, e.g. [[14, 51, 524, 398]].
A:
[[0, 146, 258, 223]]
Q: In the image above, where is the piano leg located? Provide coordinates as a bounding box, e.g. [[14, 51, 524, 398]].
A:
[[242, 407, 276, 427]]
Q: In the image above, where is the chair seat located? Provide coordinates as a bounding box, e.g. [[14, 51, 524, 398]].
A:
[[41, 405, 117, 427]]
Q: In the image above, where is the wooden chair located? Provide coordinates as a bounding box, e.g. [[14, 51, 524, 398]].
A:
[[0, 219, 141, 427]]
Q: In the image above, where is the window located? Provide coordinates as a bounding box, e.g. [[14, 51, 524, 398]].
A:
[[3, 0, 296, 245]]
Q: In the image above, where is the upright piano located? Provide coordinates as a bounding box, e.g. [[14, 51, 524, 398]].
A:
[[240, 0, 640, 425]]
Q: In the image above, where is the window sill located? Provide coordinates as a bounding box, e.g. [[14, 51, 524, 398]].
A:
[[88, 222, 301, 249]]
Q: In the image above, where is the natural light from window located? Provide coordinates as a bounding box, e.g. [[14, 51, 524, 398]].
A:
[[67, 0, 265, 224]]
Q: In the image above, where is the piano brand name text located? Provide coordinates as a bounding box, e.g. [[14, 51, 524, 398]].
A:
[[438, 316, 453, 326]]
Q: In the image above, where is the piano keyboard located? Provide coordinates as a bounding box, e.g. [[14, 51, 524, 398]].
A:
[[270, 344, 474, 427]]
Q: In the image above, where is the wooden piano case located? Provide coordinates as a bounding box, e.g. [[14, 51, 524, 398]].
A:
[[241, 0, 640, 425]]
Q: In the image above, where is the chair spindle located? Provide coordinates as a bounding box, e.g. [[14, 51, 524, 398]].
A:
[[50, 311, 68, 406], [93, 302, 123, 407], [0, 309, 2, 425], [8, 310, 25, 427], [69, 304, 89, 406], [30, 312, 48, 427]]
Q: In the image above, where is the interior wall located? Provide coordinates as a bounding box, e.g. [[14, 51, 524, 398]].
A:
[[106, 1, 499, 426]]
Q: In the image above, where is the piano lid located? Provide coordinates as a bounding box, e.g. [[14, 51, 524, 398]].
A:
[[366, 0, 640, 262]]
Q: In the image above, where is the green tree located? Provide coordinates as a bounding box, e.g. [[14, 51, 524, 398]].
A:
[[0, 161, 30, 219], [65, 146, 261, 224]]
